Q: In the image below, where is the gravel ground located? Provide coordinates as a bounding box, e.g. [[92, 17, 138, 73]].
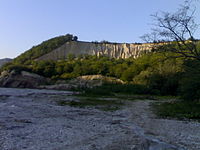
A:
[[0, 88, 199, 150], [129, 100, 200, 150]]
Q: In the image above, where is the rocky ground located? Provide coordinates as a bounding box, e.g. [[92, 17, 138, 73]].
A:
[[0, 88, 199, 150]]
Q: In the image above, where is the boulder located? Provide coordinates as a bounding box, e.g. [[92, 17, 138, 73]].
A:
[[0, 70, 48, 88]]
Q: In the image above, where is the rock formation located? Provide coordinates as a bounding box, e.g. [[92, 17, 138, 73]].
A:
[[36, 41, 156, 61], [0, 70, 48, 88]]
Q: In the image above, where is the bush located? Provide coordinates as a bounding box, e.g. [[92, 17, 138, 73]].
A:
[[60, 73, 78, 80], [180, 59, 200, 101], [3, 64, 31, 74], [82, 83, 153, 96], [154, 101, 200, 120]]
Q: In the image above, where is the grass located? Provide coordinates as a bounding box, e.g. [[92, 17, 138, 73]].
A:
[[56, 82, 200, 120], [79, 83, 152, 97], [77, 83, 175, 101], [56, 83, 160, 112], [115, 94, 156, 101], [58, 97, 123, 112], [154, 95, 180, 100], [154, 100, 200, 121]]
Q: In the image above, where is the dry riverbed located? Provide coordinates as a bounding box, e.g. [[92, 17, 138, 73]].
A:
[[0, 88, 199, 150]]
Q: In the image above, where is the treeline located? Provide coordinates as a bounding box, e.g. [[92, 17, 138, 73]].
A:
[[3, 51, 200, 100], [2, 36, 200, 101]]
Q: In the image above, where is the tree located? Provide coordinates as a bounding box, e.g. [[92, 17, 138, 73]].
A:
[[141, 0, 200, 60], [73, 36, 78, 41], [67, 53, 75, 61]]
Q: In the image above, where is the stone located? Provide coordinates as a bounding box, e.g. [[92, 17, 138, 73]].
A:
[[0, 71, 48, 88]]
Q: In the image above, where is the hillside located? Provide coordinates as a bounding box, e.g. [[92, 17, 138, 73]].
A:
[[12, 34, 160, 64], [1, 34, 199, 100], [0, 58, 12, 68], [13, 34, 200, 63], [13, 34, 78, 64]]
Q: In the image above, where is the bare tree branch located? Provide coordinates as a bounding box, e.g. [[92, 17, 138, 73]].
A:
[[141, 0, 200, 60]]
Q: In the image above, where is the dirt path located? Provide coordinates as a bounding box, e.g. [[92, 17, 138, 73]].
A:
[[0, 88, 199, 150]]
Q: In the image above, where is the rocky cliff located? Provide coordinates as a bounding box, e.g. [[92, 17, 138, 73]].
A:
[[36, 41, 156, 61], [0, 70, 48, 88]]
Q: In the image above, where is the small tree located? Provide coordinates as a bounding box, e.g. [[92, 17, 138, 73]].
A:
[[141, 0, 200, 60], [73, 36, 78, 41]]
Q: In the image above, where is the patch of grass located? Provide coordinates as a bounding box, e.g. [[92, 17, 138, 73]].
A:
[[154, 101, 200, 121], [58, 97, 123, 112], [79, 83, 152, 97], [154, 95, 180, 100], [115, 94, 156, 101]]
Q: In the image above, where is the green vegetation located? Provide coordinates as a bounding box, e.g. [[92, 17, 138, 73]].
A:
[[154, 101, 200, 121], [1, 0, 199, 121], [1, 50, 186, 96], [58, 97, 123, 112], [180, 59, 200, 101], [13, 34, 77, 64], [1, 50, 193, 98], [1, 33, 200, 120], [80, 84, 153, 97], [2, 41, 200, 100]]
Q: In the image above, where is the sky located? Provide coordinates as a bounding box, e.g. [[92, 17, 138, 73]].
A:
[[0, 0, 200, 59]]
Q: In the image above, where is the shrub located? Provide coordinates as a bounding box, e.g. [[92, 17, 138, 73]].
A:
[[82, 83, 153, 96], [3, 64, 31, 73], [180, 59, 200, 101], [154, 101, 200, 120]]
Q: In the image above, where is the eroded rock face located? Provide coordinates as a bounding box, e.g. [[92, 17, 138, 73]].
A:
[[36, 41, 155, 61], [0, 70, 47, 88]]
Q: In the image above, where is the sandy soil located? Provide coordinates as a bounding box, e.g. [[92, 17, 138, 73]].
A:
[[0, 88, 199, 150]]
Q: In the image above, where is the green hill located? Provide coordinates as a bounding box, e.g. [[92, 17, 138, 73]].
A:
[[0, 58, 12, 68], [13, 34, 78, 64]]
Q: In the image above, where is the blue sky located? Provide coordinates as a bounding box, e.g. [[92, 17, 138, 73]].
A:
[[0, 0, 199, 59]]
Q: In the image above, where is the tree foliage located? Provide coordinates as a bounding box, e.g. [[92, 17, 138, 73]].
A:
[[180, 59, 200, 101], [2, 52, 186, 96]]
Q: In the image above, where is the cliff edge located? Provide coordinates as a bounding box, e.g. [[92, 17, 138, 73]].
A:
[[36, 41, 156, 61]]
